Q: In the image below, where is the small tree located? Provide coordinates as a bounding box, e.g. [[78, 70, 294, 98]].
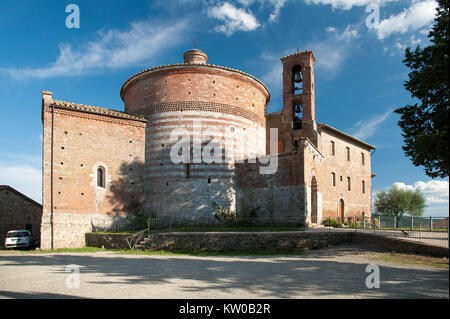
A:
[[374, 185, 426, 227]]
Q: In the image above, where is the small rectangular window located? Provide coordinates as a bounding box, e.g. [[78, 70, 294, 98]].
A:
[[347, 177, 351, 191], [332, 173, 336, 186], [331, 141, 335, 155], [186, 163, 190, 179], [346, 147, 350, 161], [362, 180, 365, 194], [361, 152, 365, 166]]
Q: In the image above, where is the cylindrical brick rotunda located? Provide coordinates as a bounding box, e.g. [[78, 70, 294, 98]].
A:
[[120, 49, 270, 219]]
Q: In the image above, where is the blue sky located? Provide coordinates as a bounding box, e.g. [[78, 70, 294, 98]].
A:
[[0, 0, 448, 216]]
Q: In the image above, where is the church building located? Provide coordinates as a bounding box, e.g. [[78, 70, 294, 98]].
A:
[[40, 48, 375, 249]]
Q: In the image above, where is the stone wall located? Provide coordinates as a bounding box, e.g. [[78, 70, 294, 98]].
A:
[[87, 231, 353, 251], [85, 233, 131, 250], [236, 152, 306, 223], [41, 213, 134, 249], [353, 233, 449, 257]]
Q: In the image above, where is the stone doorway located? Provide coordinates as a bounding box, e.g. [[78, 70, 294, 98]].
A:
[[311, 176, 318, 224]]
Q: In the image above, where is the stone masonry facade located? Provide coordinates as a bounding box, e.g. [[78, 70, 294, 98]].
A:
[[40, 48, 375, 248], [0, 185, 43, 243]]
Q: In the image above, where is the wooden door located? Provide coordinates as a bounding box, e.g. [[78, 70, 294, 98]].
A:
[[339, 199, 344, 223]]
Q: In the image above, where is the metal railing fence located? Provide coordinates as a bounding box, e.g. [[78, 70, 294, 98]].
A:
[[90, 215, 449, 248], [318, 216, 449, 248], [91, 216, 306, 233]]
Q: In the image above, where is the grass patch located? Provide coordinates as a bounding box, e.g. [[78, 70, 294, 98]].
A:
[[111, 249, 306, 257], [0, 247, 107, 254], [90, 231, 139, 235], [0, 246, 306, 257], [368, 252, 449, 269]]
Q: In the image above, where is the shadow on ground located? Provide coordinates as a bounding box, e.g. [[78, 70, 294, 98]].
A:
[[0, 244, 448, 299]]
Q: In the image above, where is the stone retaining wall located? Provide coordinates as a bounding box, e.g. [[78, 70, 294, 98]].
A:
[[85, 233, 131, 250], [86, 231, 353, 251], [353, 233, 449, 257], [85, 231, 449, 257]]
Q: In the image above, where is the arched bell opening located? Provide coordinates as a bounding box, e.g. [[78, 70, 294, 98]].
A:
[[292, 65, 303, 94]]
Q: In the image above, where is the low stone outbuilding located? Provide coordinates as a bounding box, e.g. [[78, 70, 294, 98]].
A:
[[0, 185, 42, 244]]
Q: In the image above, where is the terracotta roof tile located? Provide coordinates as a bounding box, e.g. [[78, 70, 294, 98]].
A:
[[51, 99, 147, 122]]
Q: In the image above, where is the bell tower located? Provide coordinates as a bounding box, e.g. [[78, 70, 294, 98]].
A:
[[280, 51, 320, 152]]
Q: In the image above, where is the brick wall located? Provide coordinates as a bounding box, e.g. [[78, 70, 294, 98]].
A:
[[122, 62, 270, 220], [41, 93, 146, 249], [122, 65, 269, 124], [317, 127, 373, 222]]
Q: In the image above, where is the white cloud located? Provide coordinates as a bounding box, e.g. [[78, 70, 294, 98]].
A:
[[268, 0, 288, 22], [393, 180, 449, 205], [0, 163, 42, 204], [374, 0, 438, 39], [208, 2, 261, 36], [304, 0, 398, 10], [262, 60, 283, 96], [1, 18, 191, 79], [307, 24, 360, 77], [237, 0, 288, 22], [351, 108, 392, 140], [326, 24, 360, 40]]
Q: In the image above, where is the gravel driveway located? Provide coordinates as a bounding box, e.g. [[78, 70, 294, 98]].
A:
[[0, 244, 447, 299]]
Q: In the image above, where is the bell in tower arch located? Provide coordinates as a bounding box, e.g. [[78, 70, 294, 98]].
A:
[[293, 65, 303, 83], [292, 65, 303, 94]]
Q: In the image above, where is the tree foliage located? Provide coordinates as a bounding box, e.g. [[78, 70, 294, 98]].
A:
[[375, 185, 426, 223], [395, 0, 449, 178]]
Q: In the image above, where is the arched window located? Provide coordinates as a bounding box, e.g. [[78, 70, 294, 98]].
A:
[[97, 166, 105, 188], [292, 65, 303, 94]]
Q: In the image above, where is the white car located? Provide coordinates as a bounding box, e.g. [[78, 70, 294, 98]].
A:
[[4, 230, 34, 249]]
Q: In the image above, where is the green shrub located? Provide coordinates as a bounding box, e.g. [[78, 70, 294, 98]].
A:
[[323, 218, 338, 228], [126, 210, 148, 231], [372, 218, 379, 228], [212, 202, 237, 222]]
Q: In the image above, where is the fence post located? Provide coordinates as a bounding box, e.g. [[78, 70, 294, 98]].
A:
[[363, 217, 366, 230], [430, 216, 433, 231], [411, 216, 414, 230], [394, 217, 396, 237], [169, 217, 171, 233], [328, 216, 331, 232], [419, 223, 422, 243], [373, 217, 376, 236], [378, 216, 381, 230]]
